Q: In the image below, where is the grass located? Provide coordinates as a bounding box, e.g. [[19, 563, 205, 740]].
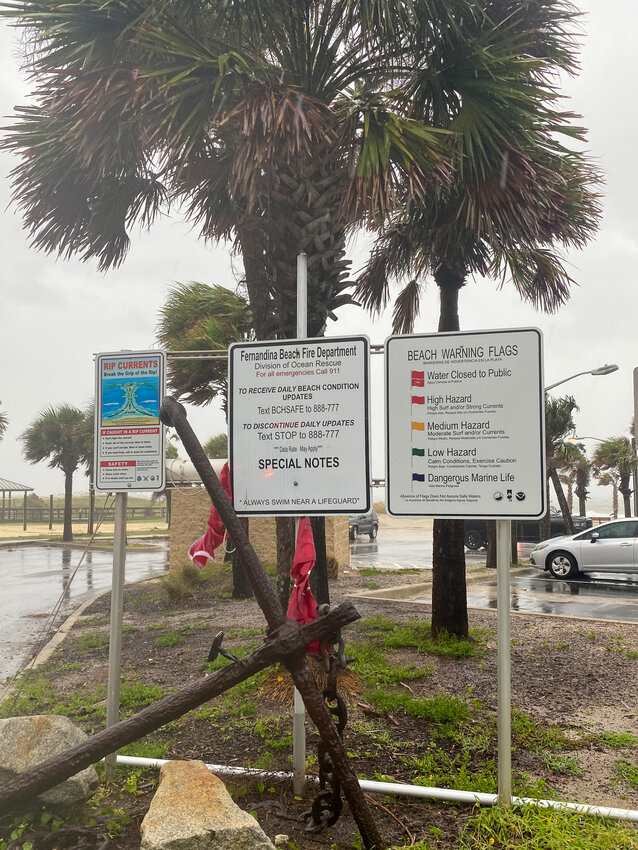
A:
[[358, 615, 489, 658], [350, 641, 428, 686], [459, 804, 638, 849], [357, 567, 421, 576], [154, 632, 185, 647], [73, 632, 109, 653], [613, 759, 638, 790]]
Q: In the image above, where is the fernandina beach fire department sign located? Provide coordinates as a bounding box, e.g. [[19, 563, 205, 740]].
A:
[[229, 336, 371, 515]]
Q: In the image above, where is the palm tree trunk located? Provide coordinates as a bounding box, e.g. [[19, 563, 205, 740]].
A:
[[431, 264, 468, 638], [276, 516, 296, 610], [432, 519, 468, 639], [309, 516, 330, 605], [435, 265, 464, 332], [619, 475, 632, 517], [63, 471, 74, 542], [539, 464, 552, 540], [550, 466, 574, 533]]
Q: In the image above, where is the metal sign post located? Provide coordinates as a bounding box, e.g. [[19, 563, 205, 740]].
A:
[[293, 253, 308, 796], [385, 327, 546, 806], [94, 350, 166, 773], [105, 491, 127, 779], [496, 518, 512, 802]]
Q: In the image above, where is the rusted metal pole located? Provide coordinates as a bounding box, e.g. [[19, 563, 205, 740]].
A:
[[160, 397, 384, 850], [0, 606, 358, 816]]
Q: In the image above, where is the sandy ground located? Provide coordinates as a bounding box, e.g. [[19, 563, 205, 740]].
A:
[[0, 510, 429, 540], [0, 521, 169, 540]]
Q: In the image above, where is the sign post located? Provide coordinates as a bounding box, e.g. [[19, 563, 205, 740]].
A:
[[94, 350, 166, 776], [385, 328, 545, 803]]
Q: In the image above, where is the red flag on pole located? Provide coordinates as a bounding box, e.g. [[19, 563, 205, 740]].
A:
[[188, 463, 232, 568], [286, 516, 321, 655]]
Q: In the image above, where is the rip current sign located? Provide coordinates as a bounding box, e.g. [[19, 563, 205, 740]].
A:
[[385, 328, 545, 518], [94, 351, 166, 492], [229, 336, 371, 515]]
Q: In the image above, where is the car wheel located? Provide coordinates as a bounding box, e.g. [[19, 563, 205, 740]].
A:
[[547, 551, 579, 579], [369, 524, 378, 540], [350, 526, 358, 542], [465, 529, 485, 551]]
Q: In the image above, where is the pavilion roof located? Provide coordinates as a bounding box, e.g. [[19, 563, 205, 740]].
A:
[[0, 477, 33, 493]]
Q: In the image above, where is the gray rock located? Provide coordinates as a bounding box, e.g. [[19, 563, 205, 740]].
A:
[[141, 761, 276, 850], [0, 715, 99, 806]]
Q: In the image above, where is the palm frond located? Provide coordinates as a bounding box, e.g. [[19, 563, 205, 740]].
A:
[[392, 278, 421, 334]]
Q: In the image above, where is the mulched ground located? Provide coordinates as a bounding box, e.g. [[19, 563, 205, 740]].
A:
[[2, 566, 638, 849]]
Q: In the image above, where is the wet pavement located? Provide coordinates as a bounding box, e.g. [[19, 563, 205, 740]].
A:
[[349, 528, 487, 572], [350, 529, 638, 624], [409, 569, 638, 623], [0, 541, 169, 681]]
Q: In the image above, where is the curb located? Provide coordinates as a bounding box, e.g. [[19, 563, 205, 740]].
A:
[[350, 566, 531, 601]]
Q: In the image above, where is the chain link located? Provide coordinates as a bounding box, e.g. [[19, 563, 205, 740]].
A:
[[305, 651, 348, 831]]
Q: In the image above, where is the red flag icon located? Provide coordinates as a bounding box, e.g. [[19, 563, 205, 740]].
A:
[[286, 516, 321, 655], [411, 371, 425, 387], [188, 463, 232, 568]]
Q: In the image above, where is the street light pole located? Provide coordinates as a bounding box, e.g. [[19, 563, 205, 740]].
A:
[[544, 364, 618, 392]]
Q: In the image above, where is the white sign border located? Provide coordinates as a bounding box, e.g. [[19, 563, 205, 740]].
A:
[[229, 335, 372, 516], [385, 327, 546, 520], [94, 349, 166, 493]]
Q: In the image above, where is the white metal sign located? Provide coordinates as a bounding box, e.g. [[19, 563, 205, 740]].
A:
[[386, 328, 545, 518], [229, 336, 370, 515], [94, 351, 166, 492]]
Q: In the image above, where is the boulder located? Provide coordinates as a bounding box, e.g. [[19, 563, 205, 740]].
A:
[[141, 761, 276, 850], [0, 715, 99, 806]]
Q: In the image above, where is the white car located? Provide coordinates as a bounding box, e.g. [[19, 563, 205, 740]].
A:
[[530, 518, 638, 579]]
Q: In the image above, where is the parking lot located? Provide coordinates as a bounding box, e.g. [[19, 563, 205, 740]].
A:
[[350, 518, 638, 623]]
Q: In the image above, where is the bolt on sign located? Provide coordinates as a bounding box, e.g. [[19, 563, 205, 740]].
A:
[[94, 351, 166, 492], [385, 328, 546, 518], [229, 336, 371, 515]]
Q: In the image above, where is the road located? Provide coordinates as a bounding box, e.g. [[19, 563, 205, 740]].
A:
[[0, 541, 169, 681]]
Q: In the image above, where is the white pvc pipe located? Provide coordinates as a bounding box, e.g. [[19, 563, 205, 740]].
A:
[[113, 756, 638, 823]]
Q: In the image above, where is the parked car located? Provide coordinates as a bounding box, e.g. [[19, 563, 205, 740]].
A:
[[464, 507, 592, 550], [530, 518, 638, 578], [349, 508, 378, 541]]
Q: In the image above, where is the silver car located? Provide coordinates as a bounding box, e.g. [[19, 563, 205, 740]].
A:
[[530, 518, 638, 579]]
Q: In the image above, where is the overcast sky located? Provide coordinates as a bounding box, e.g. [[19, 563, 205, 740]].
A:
[[0, 2, 635, 515]]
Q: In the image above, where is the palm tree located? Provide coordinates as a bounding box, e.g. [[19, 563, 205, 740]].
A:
[[558, 470, 574, 514], [157, 283, 253, 412], [592, 437, 638, 518], [596, 471, 619, 519], [353, 3, 601, 637], [555, 441, 591, 517], [21, 404, 88, 541], [0, 405, 8, 442], [0, 0, 467, 341], [542, 395, 579, 539], [555, 440, 591, 516]]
